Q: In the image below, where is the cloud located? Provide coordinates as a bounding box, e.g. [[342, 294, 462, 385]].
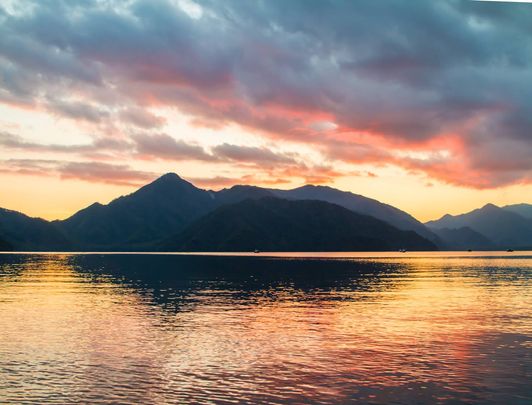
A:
[[133, 133, 214, 161], [0, 131, 132, 156], [0, 0, 531, 188], [212, 143, 298, 166], [119, 108, 166, 129], [58, 161, 156, 186], [0, 158, 156, 186], [189, 174, 292, 190], [186, 176, 241, 189], [45, 98, 110, 123]]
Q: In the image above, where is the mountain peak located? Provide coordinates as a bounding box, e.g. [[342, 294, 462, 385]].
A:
[[146, 173, 192, 189], [157, 172, 182, 182], [481, 203, 499, 211], [130, 172, 200, 198]]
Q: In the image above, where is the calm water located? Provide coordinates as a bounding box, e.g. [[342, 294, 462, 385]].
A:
[[0, 253, 530, 404]]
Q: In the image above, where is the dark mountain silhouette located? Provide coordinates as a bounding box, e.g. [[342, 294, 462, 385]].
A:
[[426, 203, 532, 248], [0, 208, 70, 251], [503, 203, 532, 220], [55, 173, 439, 249], [431, 227, 496, 250], [268, 185, 437, 242], [213, 185, 275, 205], [212, 184, 438, 242], [1, 173, 528, 251], [56, 173, 217, 249], [162, 197, 437, 252], [0, 235, 12, 251]]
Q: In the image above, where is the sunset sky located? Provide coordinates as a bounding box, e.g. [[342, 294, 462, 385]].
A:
[[0, 0, 531, 222]]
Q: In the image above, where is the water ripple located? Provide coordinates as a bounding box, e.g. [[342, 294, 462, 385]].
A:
[[0, 253, 530, 404]]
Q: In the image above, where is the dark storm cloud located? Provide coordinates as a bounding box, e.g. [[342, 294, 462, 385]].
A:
[[0, 0, 531, 187]]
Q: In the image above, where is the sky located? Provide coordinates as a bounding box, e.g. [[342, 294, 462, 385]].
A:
[[0, 0, 531, 222]]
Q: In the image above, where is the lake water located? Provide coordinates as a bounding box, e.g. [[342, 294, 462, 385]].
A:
[[0, 252, 530, 404]]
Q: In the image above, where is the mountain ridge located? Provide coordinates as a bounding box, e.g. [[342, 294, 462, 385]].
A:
[[0, 173, 530, 251], [430, 226, 497, 251], [162, 197, 437, 252], [268, 184, 437, 241], [426, 203, 532, 248], [503, 203, 532, 220], [55, 172, 218, 249], [53, 173, 439, 250], [0, 208, 71, 251]]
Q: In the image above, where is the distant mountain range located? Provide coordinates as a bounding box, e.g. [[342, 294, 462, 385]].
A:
[[426, 203, 532, 249], [502, 203, 532, 220], [0, 173, 529, 251], [429, 227, 497, 251]]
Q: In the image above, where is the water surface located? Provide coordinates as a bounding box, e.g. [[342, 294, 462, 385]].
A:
[[0, 253, 530, 404]]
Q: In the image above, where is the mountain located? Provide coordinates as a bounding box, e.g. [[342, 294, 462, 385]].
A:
[[0, 235, 12, 251], [431, 227, 496, 250], [268, 185, 438, 242], [0, 208, 70, 251], [162, 197, 437, 252], [426, 203, 532, 248], [56, 173, 217, 250], [213, 185, 275, 205], [6, 172, 526, 252], [57, 174, 438, 250], [503, 203, 532, 220]]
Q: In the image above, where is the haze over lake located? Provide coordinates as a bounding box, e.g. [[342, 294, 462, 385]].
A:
[[1, 253, 530, 404]]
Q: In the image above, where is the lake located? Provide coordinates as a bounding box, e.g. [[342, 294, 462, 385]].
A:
[[0, 252, 530, 404]]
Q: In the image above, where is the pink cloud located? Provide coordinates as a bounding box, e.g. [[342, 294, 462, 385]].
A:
[[0, 0, 530, 190]]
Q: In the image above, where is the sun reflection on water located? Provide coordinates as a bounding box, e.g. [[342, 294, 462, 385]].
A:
[[0, 254, 530, 404]]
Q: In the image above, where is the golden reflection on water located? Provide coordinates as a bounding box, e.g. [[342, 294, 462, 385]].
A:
[[0, 254, 530, 404]]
